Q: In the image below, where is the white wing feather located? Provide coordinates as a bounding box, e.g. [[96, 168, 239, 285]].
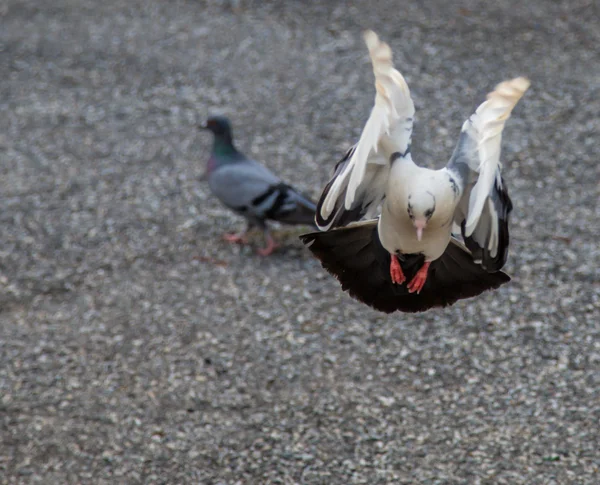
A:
[[463, 77, 530, 236], [321, 30, 415, 217]]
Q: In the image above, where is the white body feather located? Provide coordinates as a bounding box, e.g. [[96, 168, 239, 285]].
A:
[[379, 157, 461, 261]]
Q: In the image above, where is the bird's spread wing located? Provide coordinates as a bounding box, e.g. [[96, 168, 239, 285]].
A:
[[300, 221, 510, 313], [315, 145, 388, 230], [316, 30, 415, 230], [446, 77, 530, 271], [210, 161, 316, 225]]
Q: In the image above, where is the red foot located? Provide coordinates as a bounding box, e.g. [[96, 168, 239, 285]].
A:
[[407, 261, 431, 294], [256, 235, 278, 257], [390, 255, 406, 285], [222, 233, 248, 244]]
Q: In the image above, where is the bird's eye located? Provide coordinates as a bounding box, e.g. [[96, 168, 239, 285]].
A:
[[425, 209, 433, 218]]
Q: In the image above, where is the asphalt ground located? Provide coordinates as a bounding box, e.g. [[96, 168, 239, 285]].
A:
[[0, 0, 598, 483]]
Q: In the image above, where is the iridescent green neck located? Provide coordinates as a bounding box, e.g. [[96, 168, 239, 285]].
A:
[[212, 135, 238, 157]]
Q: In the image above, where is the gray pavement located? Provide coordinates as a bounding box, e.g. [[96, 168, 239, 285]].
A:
[[0, 0, 598, 483]]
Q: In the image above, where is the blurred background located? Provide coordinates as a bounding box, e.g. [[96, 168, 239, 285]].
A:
[[0, 0, 598, 483]]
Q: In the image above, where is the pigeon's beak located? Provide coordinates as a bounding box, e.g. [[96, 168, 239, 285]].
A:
[[414, 220, 426, 241], [199, 123, 209, 130]]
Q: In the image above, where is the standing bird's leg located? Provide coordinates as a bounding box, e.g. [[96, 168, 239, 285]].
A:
[[223, 232, 249, 244], [222, 222, 253, 245], [390, 254, 406, 284], [257, 229, 279, 256], [407, 261, 431, 294]]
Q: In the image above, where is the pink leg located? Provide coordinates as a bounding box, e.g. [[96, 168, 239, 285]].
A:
[[390, 255, 406, 285], [407, 261, 431, 294], [256, 233, 278, 257], [222, 231, 249, 245]]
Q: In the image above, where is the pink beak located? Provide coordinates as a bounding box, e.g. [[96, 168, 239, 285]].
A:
[[414, 220, 426, 241]]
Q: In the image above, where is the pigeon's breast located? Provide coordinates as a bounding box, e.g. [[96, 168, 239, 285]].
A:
[[206, 156, 218, 175], [379, 204, 452, 261]]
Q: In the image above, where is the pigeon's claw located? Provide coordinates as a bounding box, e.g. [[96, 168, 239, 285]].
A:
[[223, 232, 249, 245], [390, 255, 406, 285], [256, 234, 278, 257], [407, 262, 431, 294]]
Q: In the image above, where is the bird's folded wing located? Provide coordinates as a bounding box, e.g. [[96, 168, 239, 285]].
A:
[[446, 77, 529, 270], [316, 30, 415, 230], [210, 160, 315, 223], [209, 160, 278, 207]]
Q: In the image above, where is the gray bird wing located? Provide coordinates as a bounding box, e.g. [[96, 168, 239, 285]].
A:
[[209, 160, 316, 226], [445, 77, 530, 271], [300, 219, 510, 313], [316, 30, 414, 230]]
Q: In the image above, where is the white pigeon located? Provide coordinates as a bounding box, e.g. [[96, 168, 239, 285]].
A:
[[302, 30, 530, 313]]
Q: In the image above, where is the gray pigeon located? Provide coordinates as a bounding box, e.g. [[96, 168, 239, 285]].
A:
[[201, 116, 317, 256], [301, 31, 529, 313]]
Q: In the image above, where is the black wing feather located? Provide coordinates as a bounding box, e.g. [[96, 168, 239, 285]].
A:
[[315, 146, 356, 230], [462, 176, 512, 271], [253, 183, 317, 226]]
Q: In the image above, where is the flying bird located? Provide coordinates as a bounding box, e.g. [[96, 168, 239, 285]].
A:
[[301, 30, 529, 313], [201, 116, 317, 256]]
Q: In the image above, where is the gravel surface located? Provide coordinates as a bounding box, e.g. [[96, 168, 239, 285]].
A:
[[0, 0, 599, 483]]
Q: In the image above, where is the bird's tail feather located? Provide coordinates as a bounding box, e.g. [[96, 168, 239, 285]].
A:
[[274, 188, 317, 226], [300, 222, 510, 313]]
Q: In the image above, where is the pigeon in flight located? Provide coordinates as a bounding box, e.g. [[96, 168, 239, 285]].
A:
[[201, 116, 317, 256], [301, 30, 530, 313]]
